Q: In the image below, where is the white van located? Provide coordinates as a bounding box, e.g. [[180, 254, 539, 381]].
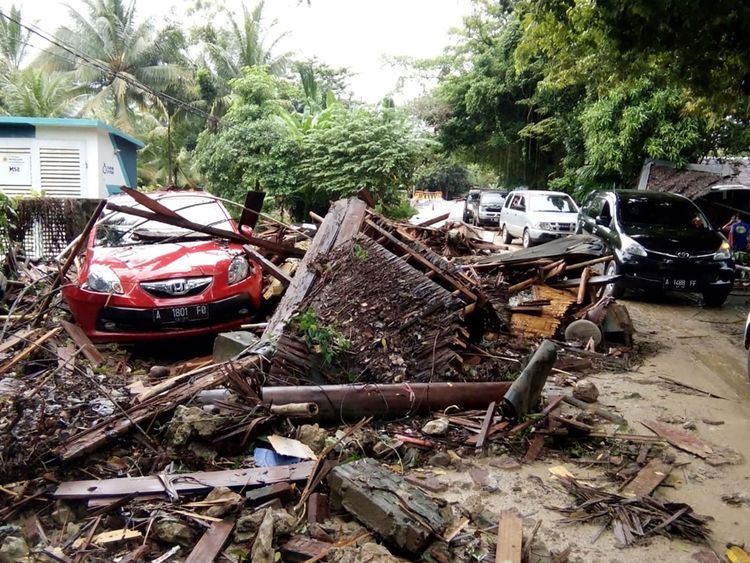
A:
[[499, 190, 579, 247]]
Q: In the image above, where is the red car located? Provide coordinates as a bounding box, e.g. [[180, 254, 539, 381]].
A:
[[63, 190, 263, 343]]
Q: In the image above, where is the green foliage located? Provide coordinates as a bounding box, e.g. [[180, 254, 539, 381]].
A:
[[414, 159, 473, 198], [432, 0, 750, 194], [0, 69, 82, 117], [294, 308, 351, 366], [376, 195, 417, 221], [352, 243, 369, 261], [195, 67, 430, 221]]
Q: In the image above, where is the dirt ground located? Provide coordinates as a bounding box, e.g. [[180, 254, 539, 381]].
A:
[[426, 290, 750, 562]]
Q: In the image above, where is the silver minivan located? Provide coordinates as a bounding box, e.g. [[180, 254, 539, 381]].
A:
[[499, 190, 579, 247]]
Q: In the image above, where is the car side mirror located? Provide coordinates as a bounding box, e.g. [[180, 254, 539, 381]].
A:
[[595, 216, 610, 227]]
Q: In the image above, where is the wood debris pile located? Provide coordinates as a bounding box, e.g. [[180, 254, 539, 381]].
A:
[[553, 475, 711, 546], [0, 193, 716, 562]]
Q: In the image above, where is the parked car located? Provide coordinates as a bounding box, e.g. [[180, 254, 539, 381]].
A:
[[475, 191, 508, 227], [578, 190, 734, 306], [63, 190, 263, 342], [499, 190, 579, 247], [463, 189, 481, 222]]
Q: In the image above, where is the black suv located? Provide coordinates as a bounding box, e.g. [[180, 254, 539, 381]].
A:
[[578, 190, 734, 306]]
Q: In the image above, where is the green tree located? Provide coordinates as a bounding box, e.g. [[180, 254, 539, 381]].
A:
[[0, 69, 82, 117], [195, 67, 430, 221], [39, 0, 188, 132], [414, 159, 473, 198], [0, 4, 30, 72]]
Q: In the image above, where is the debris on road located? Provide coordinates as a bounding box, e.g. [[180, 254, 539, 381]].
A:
[[1, 191, 723, 561]]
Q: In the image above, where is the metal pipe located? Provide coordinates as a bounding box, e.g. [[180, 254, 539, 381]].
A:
[[260, 381, 512, 421]]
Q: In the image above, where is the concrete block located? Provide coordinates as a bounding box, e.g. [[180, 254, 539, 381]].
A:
[[213, 331, 259, 362]]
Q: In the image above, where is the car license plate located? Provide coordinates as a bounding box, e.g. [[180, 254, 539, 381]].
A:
[[153, 304, 209, 324], [663, 278, 698, 290]]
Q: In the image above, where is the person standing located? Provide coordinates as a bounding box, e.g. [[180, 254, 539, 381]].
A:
[[722, 214, 750, 252]]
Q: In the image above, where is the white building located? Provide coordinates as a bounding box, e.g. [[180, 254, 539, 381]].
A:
[[0, 116, 144, 199]]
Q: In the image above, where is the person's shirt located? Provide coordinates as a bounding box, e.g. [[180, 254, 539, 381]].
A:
[[731, 221, 750, 251]]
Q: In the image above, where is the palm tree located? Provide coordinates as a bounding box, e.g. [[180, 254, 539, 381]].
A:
[[193, 1, 291, 117], [0, 69, 83, 117], [0, 4, 30, 72], [203, 1, 290, 80], [38, 0, 188, 133]]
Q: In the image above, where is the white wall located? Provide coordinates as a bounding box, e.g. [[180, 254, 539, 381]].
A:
[[0, 126, 131, 199]]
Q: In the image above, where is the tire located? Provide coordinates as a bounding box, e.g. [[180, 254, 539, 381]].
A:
[[463, 212, 470, 222], [522, 228, 533, 248], [501, 225, 512, 244], [702, 287, 730, 307], [604, 260, 625, 299]]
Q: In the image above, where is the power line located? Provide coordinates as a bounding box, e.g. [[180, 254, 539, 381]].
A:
[[0, 9, 222, 126]]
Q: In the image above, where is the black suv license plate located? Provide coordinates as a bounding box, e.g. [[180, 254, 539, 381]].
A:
[[663, 278, 698, 291], [153, 304, 209, 324]]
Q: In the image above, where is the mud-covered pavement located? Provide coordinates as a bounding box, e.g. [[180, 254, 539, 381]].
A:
[[426, 291, 750, 562]]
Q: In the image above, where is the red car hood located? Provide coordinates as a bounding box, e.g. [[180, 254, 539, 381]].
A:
[[89, 240, 241, 282]]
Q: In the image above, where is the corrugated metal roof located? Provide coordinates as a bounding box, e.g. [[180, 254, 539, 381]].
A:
[[642, 158, 750, 199], [0, 116, 144, 148]]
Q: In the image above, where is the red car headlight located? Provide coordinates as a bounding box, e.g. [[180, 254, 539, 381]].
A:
[[86, 265, 124, 294], [228, 256, 251, 285]]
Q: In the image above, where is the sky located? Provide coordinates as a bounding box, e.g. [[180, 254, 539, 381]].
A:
[[8, 0, 474, 103]]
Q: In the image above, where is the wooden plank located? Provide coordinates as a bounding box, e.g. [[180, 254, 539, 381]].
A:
[[576, 266, 591, 304], [0, 327, 61, 373], [280, 536, 332, 561], [475, 401, 496, 449], [466, 421, 510, 446], [622, 459, 672, 498], [641, 420, 713, 458], [244, 245, 292, 287], [263, 198, 366, 343], [184, 519, 235, 563], [60, 320, 103, 366], [416, 212, 450, 228], [524, 434, 545, 462], [509, 395, 565, 435], [0, 328, 36, 355], [54, 461, 315, 499], [495, 510, 522, 563], [562, 395, 625, 424], [246, 482, 294, 505]]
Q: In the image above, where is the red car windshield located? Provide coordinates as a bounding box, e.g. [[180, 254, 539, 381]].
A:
[[95, 194, 233, 247]]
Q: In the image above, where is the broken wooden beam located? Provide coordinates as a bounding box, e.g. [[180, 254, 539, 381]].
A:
[[280, 536, 333, 562], [244, 245, 292, 287], [416, 212, 450, 228], [184, 519, 235, 563], [60, 320, 104, 366], [262, 382, 511, 421], [54, 461, 315, 500], [576, 266, 591, 305], [329, 458, 448, 554], [262, 198, 367, 343], [475, 401, 496, 450], [0, 326, 61, 373], [562, 395, 625, 424]]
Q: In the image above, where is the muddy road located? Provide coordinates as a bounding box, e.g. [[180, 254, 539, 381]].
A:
[[432, 291, 750, 562]]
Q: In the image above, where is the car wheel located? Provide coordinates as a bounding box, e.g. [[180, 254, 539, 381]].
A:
[[522, 228, 533, 248], [463, 212, 470, 222], [604, 260, 625, 299], [702, 288, 730, 307], [501, 225, 512, 244]]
